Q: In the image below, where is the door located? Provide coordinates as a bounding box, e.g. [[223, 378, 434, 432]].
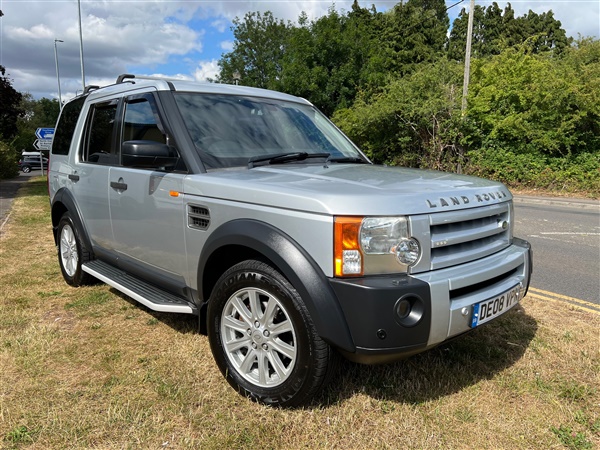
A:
[[72, 99, 119, 250], [108, 93, 188, 282]]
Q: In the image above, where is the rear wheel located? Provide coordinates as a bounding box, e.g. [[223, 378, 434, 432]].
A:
[[57, 212, 94, 286], [21, 165, 31, 173], [207, 260, 337, 407]]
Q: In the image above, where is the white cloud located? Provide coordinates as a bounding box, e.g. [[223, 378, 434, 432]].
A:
[[200, 1, 600, 38], [1, 0, 597, 100], [211, 19, 229, 33], [10, 23, 54, 40], [220, 40, 234, 52], [194, 60, 220, 81], [1, 0, 205, 97], [201, 1, 340, 24]]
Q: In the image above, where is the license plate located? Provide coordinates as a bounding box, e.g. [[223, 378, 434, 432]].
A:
[[471, 285, 520, 328]]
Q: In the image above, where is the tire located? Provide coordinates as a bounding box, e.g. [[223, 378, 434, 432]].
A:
[[57, 212, 94, 286], [22, 165, 31, 173], [207, 260, 337, 407]]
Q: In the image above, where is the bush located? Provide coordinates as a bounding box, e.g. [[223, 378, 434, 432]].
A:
[[332, 58, 464, 169], [465, 147, 600, 196], [0, 140, 19, 179]]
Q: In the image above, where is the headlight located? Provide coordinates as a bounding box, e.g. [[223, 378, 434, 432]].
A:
[[360, 217, 408, 254], [395, 238, 421, 265], [334, 216, 421, 277]]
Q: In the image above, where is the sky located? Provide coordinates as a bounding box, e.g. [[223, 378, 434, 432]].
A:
[[0, 0, 599, 103]]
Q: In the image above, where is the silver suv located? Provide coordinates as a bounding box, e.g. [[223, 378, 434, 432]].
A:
[[48, 74, 532, 406]]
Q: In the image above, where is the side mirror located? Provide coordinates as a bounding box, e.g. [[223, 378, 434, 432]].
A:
[[121, 140, 179, 169]]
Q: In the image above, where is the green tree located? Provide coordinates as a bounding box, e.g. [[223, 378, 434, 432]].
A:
[[279, 5, 380, 116], [0, 140, 19, 179], [333, 58, 464, 169], [276, 12, 314, 98], [0, 65, 23, 179], [448, 3, 570, 61], [448, 3, 500, 59], [462, 39, 599, 192], [0, 65, 23, 142], [219, 1, 450, 116], [220, 5, 382, 116], [515, 10, 571, 53], [218, 11, 290, 89], [559, 38, 600, 153], [379, 0, 449, 75], [13, 94, 61, 152], [466, 42, 598, 157], [282, 7, 352, 115]]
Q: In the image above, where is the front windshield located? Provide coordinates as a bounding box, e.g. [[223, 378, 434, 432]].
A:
[[173, 93, 365, 169]]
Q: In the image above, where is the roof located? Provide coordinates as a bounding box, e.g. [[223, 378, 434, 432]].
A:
[[76, 74, 311, 106]]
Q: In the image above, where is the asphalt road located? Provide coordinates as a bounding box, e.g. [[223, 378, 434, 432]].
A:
[[513, 197, 600, 307], [0, 171, 37, 235]]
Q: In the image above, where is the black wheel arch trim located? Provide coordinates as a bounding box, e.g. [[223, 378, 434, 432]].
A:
[[51, 187, 93, 252], [197, 219, 356, 353]]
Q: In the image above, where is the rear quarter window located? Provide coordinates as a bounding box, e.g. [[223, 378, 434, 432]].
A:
[[52, 96, 86, 155]]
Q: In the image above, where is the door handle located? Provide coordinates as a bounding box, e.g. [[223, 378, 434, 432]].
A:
[[68, 174, 80, 181], [110, 181, 128, 191]]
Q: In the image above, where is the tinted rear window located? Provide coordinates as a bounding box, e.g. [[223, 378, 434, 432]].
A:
[[52, 96, 86, 155]]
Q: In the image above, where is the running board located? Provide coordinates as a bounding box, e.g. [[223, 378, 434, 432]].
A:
[[82, 260, 196, 314]]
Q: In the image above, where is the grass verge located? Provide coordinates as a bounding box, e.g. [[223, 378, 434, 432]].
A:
[[1, 177, 599, 449]]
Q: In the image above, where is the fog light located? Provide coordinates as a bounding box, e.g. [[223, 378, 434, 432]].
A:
[[395, 238, 421, 265], [396, 299, 411, 319], [394, 295, 424, 327]]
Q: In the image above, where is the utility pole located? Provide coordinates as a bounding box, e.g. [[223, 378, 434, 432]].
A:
[[458, 0, 475, 174], [54, 39, 64, 109], [78, 0, 86, 90], [461, 0, 475, 114]]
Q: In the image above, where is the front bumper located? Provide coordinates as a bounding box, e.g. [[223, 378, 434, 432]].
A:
[[329, 238, 532, 364]]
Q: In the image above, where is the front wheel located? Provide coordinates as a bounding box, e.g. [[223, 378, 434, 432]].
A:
[[207, 260, 337, 407], [57, 212, 94, 286], [21, 165, 31, 173]]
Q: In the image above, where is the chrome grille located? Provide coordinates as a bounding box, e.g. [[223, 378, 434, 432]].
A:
[[430, 203, 511, 270], [410, 202, 512, 273]]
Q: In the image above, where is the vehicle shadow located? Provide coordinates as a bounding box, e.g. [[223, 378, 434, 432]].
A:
[[317, 305, 537, 406], [109, 289, 199, 334], [110, 290, 537, 408]]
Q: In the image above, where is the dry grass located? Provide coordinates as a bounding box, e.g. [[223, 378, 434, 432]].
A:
[[1, 177, 599, 449]]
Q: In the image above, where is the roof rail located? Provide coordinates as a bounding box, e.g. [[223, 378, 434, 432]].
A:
[[83, 85, 100, 95], [116, 74, 136, 84], [116, 73, 186, 84]]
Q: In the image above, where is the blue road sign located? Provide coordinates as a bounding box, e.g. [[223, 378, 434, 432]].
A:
[[35, 128, 55, 140]]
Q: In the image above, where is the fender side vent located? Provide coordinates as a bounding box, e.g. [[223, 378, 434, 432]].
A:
[[188, 205, 210, 230]]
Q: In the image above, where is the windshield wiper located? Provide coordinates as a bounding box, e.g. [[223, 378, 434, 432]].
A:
[[326, 156, 369, 164], [248, 152, 330, 168]]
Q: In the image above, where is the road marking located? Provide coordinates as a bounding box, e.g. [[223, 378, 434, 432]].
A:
[[530, 288, 599, 307], [528, 288, 600, 315], [528, 235, 581, 245], [539, 232, 600, 236]]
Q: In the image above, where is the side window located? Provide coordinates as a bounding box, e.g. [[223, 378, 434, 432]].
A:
[[121, 94, 187, 172], [123, 96, 166, 145], [52, 96, 85, 155], [81, 101, 119, 164]]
